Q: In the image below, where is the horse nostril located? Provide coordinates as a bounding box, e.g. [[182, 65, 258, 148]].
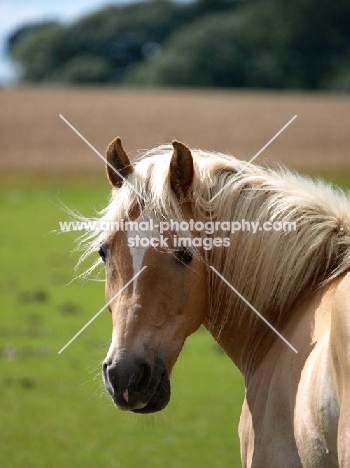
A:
[[102, 360, 113, 381]]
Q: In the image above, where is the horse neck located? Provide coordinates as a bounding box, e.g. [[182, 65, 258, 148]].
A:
[[198, 179, 350, 377], [203, 305, 278, 378]]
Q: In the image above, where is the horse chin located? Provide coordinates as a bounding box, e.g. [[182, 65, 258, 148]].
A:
[[131, 370, 171, 414]]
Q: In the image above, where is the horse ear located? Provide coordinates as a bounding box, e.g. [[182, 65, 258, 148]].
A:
[[105, 137, 133, 187], [170, 141, 194, 196]]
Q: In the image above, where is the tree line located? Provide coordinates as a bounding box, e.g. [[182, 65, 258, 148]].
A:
[[7, 0, 350, 90]]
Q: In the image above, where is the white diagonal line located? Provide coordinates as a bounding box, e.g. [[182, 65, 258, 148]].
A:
[[210, 266, 298, 353], [58, 266, 147, 354], [59, 114, 147, 202], [210, 115, 297, 202]]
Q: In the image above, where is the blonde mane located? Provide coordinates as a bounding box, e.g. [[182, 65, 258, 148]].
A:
[[76, 144, 350, 333]]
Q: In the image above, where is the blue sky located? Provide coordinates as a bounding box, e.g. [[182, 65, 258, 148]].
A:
[[0, 0, 140, 83]]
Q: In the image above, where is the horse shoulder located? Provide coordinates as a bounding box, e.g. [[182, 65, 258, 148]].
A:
[[292, 280, 343, 467], [294, 332, 339, 467], [240, 345, 304, 467], [330, 272, 350, 467], [241, 283, 339, 467]]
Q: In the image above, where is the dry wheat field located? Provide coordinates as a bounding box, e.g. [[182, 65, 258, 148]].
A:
[[1, 87, 349, 176]]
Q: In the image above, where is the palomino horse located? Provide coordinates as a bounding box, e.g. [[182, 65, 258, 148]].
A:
[[80, 138, 350, 467]]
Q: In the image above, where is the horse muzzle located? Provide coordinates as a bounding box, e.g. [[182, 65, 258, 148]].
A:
[[102, 356, 171, 413]]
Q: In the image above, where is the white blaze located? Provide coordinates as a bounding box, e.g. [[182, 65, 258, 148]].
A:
[[127, 215, 151, 293]]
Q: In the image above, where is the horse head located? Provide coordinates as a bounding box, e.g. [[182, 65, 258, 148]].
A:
[[101, 138, 208, 413]]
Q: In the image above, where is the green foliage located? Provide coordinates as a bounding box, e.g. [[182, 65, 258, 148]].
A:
[[323, 59, 350, 92], [8, 0, 194, 84], [126, 12, 246, 87], [6, 0, 350, 90], [8, 22, 61, 81], [259, 0, 350, 89], [48, 56, 114, 83], [128, 0, 350, 90], [126, 7, 283, 88]]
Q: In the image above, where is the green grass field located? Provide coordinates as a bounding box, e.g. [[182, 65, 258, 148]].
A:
[[0, 176, 245, 468], [1, 172, 350, 467]]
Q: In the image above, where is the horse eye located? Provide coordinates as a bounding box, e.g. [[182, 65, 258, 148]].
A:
[[174, 247, 193, 265], [98, 244, 107, 263]]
